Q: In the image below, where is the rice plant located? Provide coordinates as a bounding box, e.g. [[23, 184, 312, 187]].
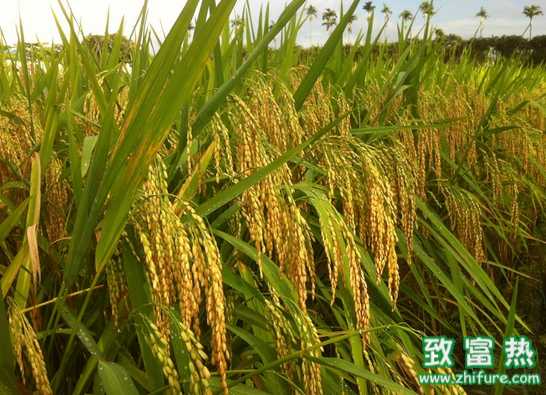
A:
[[0, 1, 544, 394]]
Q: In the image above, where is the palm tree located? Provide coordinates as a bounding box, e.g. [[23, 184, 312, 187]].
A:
[[400, 10, 413, 36], [363, 2, 375, 20], [523, 5, 543, 39], [419, 1, 436, 17], [419, 1, 436, 38], [347, 14, 358, 34], [400, 10, 413, 22], [322, 8, 337, 31], [475, 7, 488, 38], [306, 5, 318, 46], [306, 5, 318, 20], [382, 4, 392, 21]]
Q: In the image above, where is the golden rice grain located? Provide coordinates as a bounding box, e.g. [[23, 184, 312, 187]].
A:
[[132, 159, 229, 393], [8, 301, 52, 395]]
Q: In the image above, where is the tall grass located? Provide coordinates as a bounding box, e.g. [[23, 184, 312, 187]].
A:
[[0, 1, 544, 394]]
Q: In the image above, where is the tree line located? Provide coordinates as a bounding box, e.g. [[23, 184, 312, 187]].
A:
[[305, 1, 544, 40], [2, 2, 544, 65]]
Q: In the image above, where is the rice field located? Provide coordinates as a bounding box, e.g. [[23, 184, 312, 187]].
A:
[[0, 1, 545, 394]]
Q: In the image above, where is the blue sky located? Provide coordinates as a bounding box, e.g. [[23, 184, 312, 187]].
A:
[[1, 0, 545, 45]]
